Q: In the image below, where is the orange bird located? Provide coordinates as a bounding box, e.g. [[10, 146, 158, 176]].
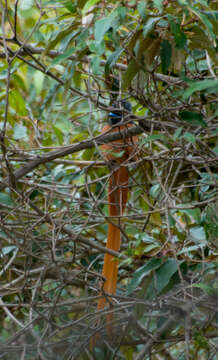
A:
[[97, 100, 138, 334]]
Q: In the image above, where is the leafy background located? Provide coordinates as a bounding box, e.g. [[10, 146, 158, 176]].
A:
[[0, 0, 217, 359]]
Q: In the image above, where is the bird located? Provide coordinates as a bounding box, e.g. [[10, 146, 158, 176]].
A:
[[95, 99, 138, 342]]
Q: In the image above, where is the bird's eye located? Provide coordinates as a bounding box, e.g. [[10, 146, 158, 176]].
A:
[[109, 112, 120, 117]]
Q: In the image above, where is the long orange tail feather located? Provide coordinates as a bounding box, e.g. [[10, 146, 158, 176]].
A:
[[97, 166, 128, 329], [90, 121, 137, 349]]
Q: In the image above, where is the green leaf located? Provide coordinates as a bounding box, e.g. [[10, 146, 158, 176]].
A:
[[198, 0, 209, 5], [189, 6, 216, 41], [54, 118, 72, 134], [63, 1, 76, 13], [153, 0, 163, 12], [173, 127, 183, 140], [156, 259, 180, 293], [91, 55, 101, 74], [19, 0, 34, 11], [183, 132, 196, 143], [199, 172, 218, 185], [181, 79, 218, 99], [144, 243, 160, 253], [179, 208, 201, 224], [117, 6, 126, 21], [13, 123, 28, 140], [204, 10, 218, 22], [168, 15, 187, 49], [137, 1, 146, 20], [0, 246, 17, 258], [194, 331, 210, 350], [178, 0, 188, 4], [9, 90, 27, 116], [43, 26, 77, 57], [105, 47, 123, 74], [190, 226, 206, 242], [82, 0, 100, 15], [192, 283, 217, 296], [127, 258, 162, 294], [122, 59, 139, 90], [33, 70, 45, 94], [76, 28, 89, 47], [178, 244, 205, 255], [160, 40, 172, 74], [0, 193, 13, 205], [94, 13, 116, 44], [136, 233, 157, 243], [213, 146, 218, 155], [179, 111, 207, 128], [143, 17, 161, 37], [49, 47, 76, 67], [103, 149, 125, 158], [146, 259, 181, 298], [135, 233, 160, 252], [149, 184, 161, 199]]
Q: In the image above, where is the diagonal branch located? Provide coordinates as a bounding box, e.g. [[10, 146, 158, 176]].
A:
[[0, 119, 177, 192]]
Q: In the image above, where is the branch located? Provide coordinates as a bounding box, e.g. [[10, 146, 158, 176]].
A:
[[0, 42, 184, 85], [0, 120, 176, 191]]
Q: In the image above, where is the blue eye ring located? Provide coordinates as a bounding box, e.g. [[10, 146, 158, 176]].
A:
[[109, 112, 121, 118]]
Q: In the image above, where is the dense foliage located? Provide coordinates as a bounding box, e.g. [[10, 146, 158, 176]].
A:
[[0, 0, 217, 359]]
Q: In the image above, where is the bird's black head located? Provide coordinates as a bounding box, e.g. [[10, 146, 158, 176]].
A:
[[108, 100, 132, 125]]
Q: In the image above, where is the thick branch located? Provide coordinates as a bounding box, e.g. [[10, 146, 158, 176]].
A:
[[0, 120, 176, 191]]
